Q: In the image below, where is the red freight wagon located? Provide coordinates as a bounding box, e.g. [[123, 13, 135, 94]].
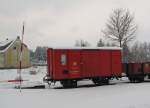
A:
[[143, 63, 150, 74], [44, 47, 122, 88], [124, 63, 150, 82]]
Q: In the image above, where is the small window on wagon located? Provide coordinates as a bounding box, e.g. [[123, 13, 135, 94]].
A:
[[61, 54, 67, 65]]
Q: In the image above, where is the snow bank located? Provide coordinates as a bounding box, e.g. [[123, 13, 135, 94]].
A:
[[1, 67, 150, 108]]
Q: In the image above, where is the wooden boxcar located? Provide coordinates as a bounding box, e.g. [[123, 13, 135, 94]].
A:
[[124, 63, 150, 82], [45, 47, 122, 88]]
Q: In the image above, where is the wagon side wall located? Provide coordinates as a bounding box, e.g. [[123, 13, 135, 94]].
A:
[[47, 49, 122, 81]]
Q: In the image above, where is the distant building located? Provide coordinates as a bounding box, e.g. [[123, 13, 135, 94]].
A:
[[0, 36, 31, 69], [34, 46, 48, 61]]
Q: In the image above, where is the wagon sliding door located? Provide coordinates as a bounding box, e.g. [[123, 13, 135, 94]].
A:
[[111, 50, 122, 76], [81, 50, 101, 78], [99, 50, 111, 77], [68, 50, 81, 79]]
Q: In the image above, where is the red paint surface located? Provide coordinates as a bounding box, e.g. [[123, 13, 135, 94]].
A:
[[111, 51, 122, 76], [47, 48, 122, 80], [143, 63, 150, 74], [128, 63, 143, 75]]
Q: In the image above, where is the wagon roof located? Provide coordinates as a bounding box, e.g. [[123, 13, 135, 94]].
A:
[[49, 47, 122, 50]]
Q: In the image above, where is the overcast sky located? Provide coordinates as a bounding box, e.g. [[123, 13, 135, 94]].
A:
[[0, 0, 150, 50]]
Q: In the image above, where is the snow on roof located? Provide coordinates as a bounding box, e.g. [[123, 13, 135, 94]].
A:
[[0, 39, 13, 46], [49, 47, 122, 50], [0, 38, 17, 53]]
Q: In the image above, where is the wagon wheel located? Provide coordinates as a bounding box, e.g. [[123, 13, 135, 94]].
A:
[[148, 75, 150, 79], [102, 78, 109, 85], [72, 80, 77, 88], [60, 80, 77, 88], [60, 80, 70, 88], [137, 76, 144, 82], [92, 77, 102, 86], [128, 77, 134, 83], [129, 77, 137, 83]]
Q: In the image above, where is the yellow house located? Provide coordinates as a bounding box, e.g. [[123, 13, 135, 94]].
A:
[[0, 36, 31, 69]]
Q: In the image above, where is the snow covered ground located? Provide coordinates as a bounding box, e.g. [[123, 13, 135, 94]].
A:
[[1, 67, 150, 108]]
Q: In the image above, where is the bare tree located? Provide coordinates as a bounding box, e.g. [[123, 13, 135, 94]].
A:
[[102, 8, 137, 47], [130, 42, 150, 63], [122, 43, 132, 63]]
